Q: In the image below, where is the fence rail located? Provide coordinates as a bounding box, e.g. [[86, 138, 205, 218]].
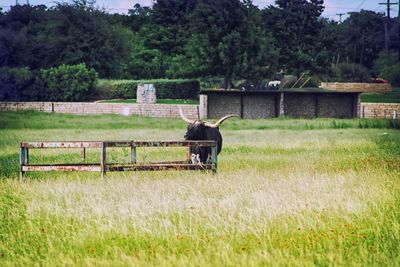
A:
[[19, 140, 217, 179]]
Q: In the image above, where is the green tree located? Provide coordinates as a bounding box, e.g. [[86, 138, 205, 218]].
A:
[[338, 10, 385, 68], [262, 0, 324, 74]]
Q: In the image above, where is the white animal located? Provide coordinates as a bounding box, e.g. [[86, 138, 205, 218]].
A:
[[268, 80, 281, 88], [191, 153, 201, 164]]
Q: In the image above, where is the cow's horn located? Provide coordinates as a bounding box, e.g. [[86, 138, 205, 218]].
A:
[[204, 114, 239, 128], [179, 107, 195, 124]]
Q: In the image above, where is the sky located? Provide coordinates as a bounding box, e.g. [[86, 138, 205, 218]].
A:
[[0, 0, 397, 21]]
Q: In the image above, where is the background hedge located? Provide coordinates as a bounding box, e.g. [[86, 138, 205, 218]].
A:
[[0, 64, 98, 101], [95, 79, 200, 100]]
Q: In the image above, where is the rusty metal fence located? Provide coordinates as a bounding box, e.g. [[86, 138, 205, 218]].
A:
[[19, 140, 217, 179]]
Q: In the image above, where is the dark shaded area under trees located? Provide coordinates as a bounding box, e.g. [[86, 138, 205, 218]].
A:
[[0, 0, 399, 101]]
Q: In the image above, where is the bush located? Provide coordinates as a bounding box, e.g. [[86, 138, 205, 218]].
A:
[[0, 67, 34, 101], [36, 64, 98, 101], [380, 64, 400, 86], [373, 51, 398, 75], [332, 63, 369, 82], [95, 79, 200, 100]]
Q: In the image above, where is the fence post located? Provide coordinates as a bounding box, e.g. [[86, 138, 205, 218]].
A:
[[101, 142, 106, 178], [19, 143, 24, 180], [131, 144, 137, 164], [393, 111, 398, 120], [81, 148, 86, 161], [212, 142, 218, 174]]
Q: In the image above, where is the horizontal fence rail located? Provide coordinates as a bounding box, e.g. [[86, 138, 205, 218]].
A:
[[19, 140, 217, 179]]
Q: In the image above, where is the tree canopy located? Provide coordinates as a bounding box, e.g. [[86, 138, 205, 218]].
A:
[[0, 0, 398, 84]]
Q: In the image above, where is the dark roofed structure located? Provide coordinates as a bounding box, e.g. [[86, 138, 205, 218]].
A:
[[199, 88, 361, 119]]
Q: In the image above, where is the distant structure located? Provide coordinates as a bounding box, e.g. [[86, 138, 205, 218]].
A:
[[200, 88, 361, 119], [137, 84, 156, 104]]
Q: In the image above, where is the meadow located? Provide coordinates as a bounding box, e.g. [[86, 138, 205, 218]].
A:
[[0, 111, 399, 266]]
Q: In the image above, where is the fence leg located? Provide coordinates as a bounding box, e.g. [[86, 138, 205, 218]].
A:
[[186, 146, 190, 163], [101, 142, 106, 178], [19, 146, 28, 180], [81, 148, 86, 161], [131, 146, 137, 163], [212, 144, 218, 174], [19, 145, 24, 180]]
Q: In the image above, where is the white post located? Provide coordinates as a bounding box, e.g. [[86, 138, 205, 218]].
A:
[[199, 94, 208, 119]]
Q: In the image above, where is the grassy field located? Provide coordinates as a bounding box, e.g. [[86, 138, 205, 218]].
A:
[[360, 87, 400, 103], [0, 111, 399, 266]]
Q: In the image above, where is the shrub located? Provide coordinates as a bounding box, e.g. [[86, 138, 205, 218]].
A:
[[95, 79, 200, 100], [379, 64, 400, 86], [36, 64, 98, 101], [0, 67, 34, 101], [95, 80, 136, 99], [332, 63, 369, 82], [373, 51, 398, 75]]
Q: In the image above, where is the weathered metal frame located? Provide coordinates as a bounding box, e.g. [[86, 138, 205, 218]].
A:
[[19, 140, 217, 179]]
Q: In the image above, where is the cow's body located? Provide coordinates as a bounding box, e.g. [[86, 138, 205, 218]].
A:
[[185, 123, 222, 163], [180, 108, 237, 164]]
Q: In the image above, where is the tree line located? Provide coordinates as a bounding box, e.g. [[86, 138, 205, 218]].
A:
[[1, 0, 399, 89]]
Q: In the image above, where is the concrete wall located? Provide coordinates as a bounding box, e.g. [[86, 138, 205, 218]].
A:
[[321, 82, 392, 93], [0, 102, 199, 119], [360, 103, 400, 119]]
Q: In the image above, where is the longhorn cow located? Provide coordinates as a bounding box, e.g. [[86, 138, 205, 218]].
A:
[[179, 108, 238, 164]]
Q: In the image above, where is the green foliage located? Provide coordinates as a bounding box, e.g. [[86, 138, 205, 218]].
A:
[[373, 51, 399, 75], [379, 65, 400, 86], [0, 1, 397, 84], [361, 87, 400, 103], [0, 67, 34, 100], [96, 80, 136, 99], [332, 63, 369, 82], [96, 79, 200, 100], [36, 64, 98, 101]]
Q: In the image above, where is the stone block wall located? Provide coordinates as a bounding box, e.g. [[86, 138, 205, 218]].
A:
[[317, 94, 354, 118], [284, 93, 317, 118], [360, 103, 400, 119], [320, 82, 392, 93], [242, 94, 276, 119], [0, 102, 199, 119], [207, 93, 241, 119]]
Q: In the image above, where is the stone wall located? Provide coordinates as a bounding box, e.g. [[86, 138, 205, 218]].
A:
[[285, 93, 317, 118], [320, 82, 392, 93], [360, 103, 400, 119], [242, 94, 277, 119], [203, 92, 359, 119], [207, 93, 241, 119], [0, 102, 199, 119]]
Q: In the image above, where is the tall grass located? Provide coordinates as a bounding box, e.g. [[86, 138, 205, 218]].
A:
[[0, 111, 399, 130], [0, 111, 399, 266]]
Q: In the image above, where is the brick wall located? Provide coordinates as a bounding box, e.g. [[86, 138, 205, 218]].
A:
[[360, 103, 400, 119], [0, 102, 199, 119], [320, 82, 392, 93]]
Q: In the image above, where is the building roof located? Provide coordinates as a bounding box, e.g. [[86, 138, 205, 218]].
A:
[[200, 88, 361, 94]]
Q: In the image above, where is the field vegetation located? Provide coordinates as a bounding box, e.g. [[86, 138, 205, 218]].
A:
[[360, 87, 400, 103], [0, 111, 399, 266]]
